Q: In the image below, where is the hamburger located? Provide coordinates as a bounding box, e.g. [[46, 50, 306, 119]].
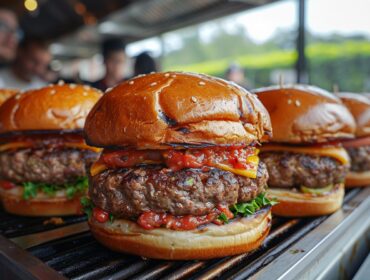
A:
[[83, 72, 274, 260], [337, 93, 370, 187], [0, 89, 18, 105], [0, 83, 102, 216], [254, 85, 356, 217]]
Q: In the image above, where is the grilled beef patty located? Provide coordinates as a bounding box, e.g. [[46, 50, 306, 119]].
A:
[[89, 162, 268, 218], [345, 145, 370, 172], [260, 152, 348, 189], [0, 148, 98, 185]]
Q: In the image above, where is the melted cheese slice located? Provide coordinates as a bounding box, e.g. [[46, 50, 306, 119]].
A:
[[90, 154, 260, 178], [64, 143, 102, 153], [0, 141, 102, 153], [91, 161, 108, 176], [0, 142, 32, 151], [260, 145, 349, 165]]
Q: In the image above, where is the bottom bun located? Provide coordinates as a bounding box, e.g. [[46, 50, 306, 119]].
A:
[[89, 208, 272, 260], [345, 171, 370, 187], [267, 183, 344, 217], [0, 186, 83, 216]]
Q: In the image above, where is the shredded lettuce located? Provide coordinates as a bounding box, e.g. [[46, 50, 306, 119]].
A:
[[230, 193, 278, 217], [22, 177, 88, 200], [80, 196, 94, 218], [218, 212, 229, 223]]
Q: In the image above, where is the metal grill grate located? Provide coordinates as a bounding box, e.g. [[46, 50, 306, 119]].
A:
[[0, 212, 86, 238], [0, 188, 366, 280]]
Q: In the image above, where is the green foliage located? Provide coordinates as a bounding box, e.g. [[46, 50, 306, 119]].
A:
[[163, 29, 370, 92], [22, 177, 89, 200]]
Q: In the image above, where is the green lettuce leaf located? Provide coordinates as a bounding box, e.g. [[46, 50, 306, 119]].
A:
[[80, 196, 94, 218], [230, 192, 278, 217], [21, 177, 88, 200]]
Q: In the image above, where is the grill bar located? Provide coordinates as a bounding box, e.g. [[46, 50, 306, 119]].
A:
[[11, 222, 89, 249], [0, 235, 66, 280], [187, 219, 300, 280], [0, 213, 86, 238], [0, 188, 368, 280], [249, 187, 370, 280]]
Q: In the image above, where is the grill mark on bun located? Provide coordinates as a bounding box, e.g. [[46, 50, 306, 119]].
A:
[[165, 142, 217, 148], [175, 127, 191, 134], [154, 77, 176, 126], [159, 111, 178, 126]]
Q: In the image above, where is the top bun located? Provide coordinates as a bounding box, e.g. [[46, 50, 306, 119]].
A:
[[337, 93, 370, 137], [0, 89, 18, 106], [254, 85, 355, 143], [0, 83, 102, 134], [84, 72, 272, 149]]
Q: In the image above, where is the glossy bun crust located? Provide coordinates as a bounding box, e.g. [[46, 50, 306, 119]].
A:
[[267, 183, 344, 217], [255, 85, 356, 143], [89, 208, 271, 260], [0, 188, 83, 216], [338, 93, 370, 137], [345, 171, 370, 187], [0, 84, 102, 133], [84, 72, 272, 149], [0, 89, 18, 106]]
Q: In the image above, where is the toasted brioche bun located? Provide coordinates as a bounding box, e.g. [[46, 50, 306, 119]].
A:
[[0, 83, 102, 134], [266, 183, 344, 217], [88, 208, 271, 260], [337, 93, 370, 137], [338, 93, 370, 187], [0, 89, 18, 106], [84, 72, 272, 149], [0, 186, 83, 216], [254, 85, 356, 143], [345, 171, 370, 187]]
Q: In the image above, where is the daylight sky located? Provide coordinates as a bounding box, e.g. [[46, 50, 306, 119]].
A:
[[126, 0, 370, 56]]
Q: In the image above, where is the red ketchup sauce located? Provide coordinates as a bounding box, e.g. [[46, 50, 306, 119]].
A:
[[0, 180, 16, 190], [137, 205, 234, 230], [101, 146, 256, 171], [92, 205, 234, 230]]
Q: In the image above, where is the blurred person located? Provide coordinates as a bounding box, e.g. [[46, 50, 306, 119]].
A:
[[225, 63, 249, 89], [40, 64, 60, 84], [0, 9, 21, 65], [0, 39, 51, 90], [134, 51, 158, 76], [91, 38, 127, 91]]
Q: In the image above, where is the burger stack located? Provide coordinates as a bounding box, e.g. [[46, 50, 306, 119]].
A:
[[337, 93, 370, 187], [0, 84, 102, 216], [83, 72, 275, 259], [255, 85, 356, 217], [0, 72, 367, 261]]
